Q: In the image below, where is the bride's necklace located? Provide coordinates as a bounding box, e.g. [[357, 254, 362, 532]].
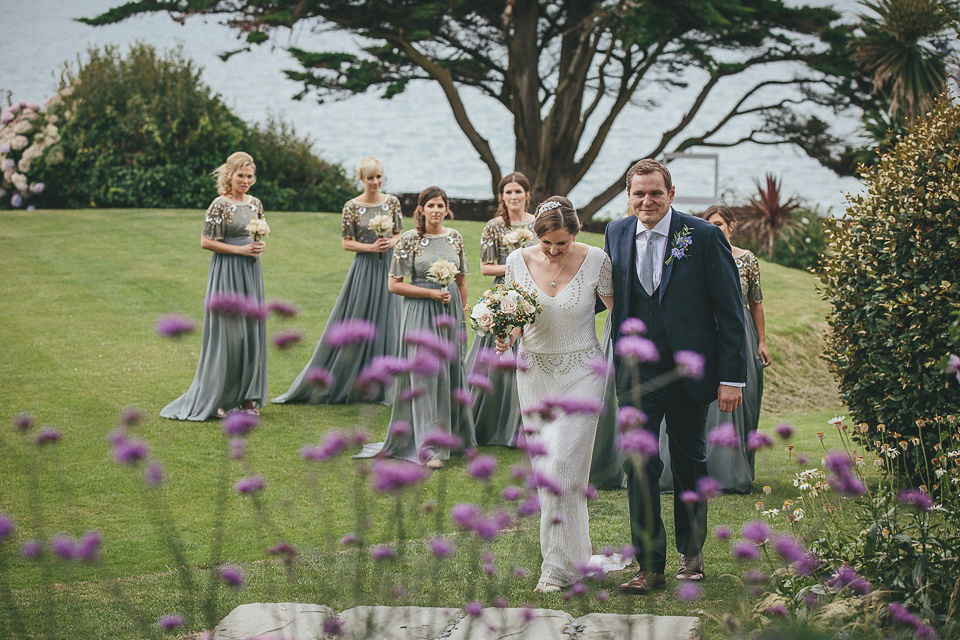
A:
[[546, 250, 572, 288]]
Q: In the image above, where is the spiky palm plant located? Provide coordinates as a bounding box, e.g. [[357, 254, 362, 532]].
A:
[[738, 174, 802, 259]]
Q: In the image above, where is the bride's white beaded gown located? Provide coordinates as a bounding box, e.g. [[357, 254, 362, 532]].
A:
[[505, 246, 628, 588]]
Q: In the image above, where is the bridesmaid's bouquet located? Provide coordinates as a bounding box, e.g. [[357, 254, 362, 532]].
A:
[[246, 218, 270, 242], [367, 213, 395, 237], [425, 259, 459, 285], [470, 281, 542, 338], [504, 227, 534, 250]]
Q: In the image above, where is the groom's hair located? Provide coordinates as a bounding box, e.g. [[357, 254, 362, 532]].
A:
[[625, 158, 672, 191], [533, 196, 580, 237]]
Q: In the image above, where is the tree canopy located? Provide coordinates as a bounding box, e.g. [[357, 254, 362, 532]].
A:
[[84, 0, 872, 218]]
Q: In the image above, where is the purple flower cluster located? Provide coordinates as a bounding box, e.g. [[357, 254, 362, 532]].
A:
[[223, 410, 260, 437], [621, 317, 647, 335], [429, 537, 454, 558], [354, 355, 408, 390], [732, 541, 760, 561], [828, 565, 872, 594], [219, 564, 244, 588], [615, 335, 659, 363], [467, 373, 493, 392], [405, 330, 457, 362], [0, 513, 14, 541], [502, 486, 523, 501], [157, 614, 185, 630], [12, 412, 34, 431], [323, 616, 345, 637], [155, 314, 196, 338], [587, 355, 612, 378], [616, 406, 646, 430], [517, 437, 548, 458], [234, 476, 266, 494], [272, 330, 303, 350], [112, 435, 150, 465], [774, 423, 794, 439], [434, 314, 457, 329], [452, 387, 473, 406], [266, 299, 299, 317], [523, 395, 602, 421], [422, 429, 463, 451], [696, 476, 723, 500], [450, 503, 510, 540], [526, 470, 564, 496], [772, 535, 807, 564], [301, 431, 350, 461], [741, 520, 771, 544], [370, 545, 396, 561], [467, 455, 497, 481], [464, 601, 484, 617], [747, 430, 773, 451], [324, 320, 377, 348], [517, 495, 541, 517], [35, 427, 62, 446], [617, 428, 659, 458], [707, 423, 739, 448], [676, 582, 701, 601], [888, 602, 937, 639], [207, 293, 266, 319], [305, 366, 334, 389], [371, 460, 429, 492], [145, 462, 165, 487], [897, 488, 934, 511], [946, 354, 960, 383], [824, 451, 866, 497], [673, 350, 704, 380], [50, 531, 102, 562]]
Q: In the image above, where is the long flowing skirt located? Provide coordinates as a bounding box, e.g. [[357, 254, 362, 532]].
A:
[[517, 345, 629, 586], [659, 307, 763, 493], [161, 252, 267, 421], [273, 251, 400, 405], [589, 317, 626, 488], [355, 283, 476, 464]]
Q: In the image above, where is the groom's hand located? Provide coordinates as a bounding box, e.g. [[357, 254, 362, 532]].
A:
[[717, 384, 742, 413]]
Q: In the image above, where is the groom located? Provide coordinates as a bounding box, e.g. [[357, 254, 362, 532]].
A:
[[603, 158, 746, 593]]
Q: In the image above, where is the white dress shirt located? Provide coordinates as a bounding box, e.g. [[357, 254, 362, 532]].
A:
[[634, 208, 673, 290]]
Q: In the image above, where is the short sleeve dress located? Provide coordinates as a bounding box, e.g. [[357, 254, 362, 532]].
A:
[[355, 228, 476, 464], [659, 249, 764, 493], [273, 195, 403, 405], [161, 196, 268, 420], [465, 216, 537, 446]]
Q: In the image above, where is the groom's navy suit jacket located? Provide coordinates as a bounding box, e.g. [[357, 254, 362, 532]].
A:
[[603, 209, 747, 405]]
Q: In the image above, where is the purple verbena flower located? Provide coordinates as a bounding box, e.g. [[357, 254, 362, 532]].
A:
[[0, 514, 15, 541], [144, 462, 165, 487], [77, 531, 102, 562], [732, 541, 760, 560], [526, 470, 564, 496], [370, 545, 396, 561], [434, 314, 456, 329], [679, 490, 699, 505], [674, 350, 705, 380], [272, 330, 303, 350], [322, 617, 344, 637], [453, 387, 473, 406], [35, 427, 61, 445], [429, 538, 454, 558], [12, 412, 34, 432], [464, 601, 483, 617], [222, 410, 259, 437], [764, 605, 789, 617], [51, 534, 76, 560], [615, 335, 659, 363], [324, 319, 377, 348], [616, 406, 646, 430], [266, 299, 299, 317], [517, 495, 540, 517], [772, 535, 807, 564], [306, 366, 334, 388], [113, 437, 150, 464], [468, 455, 497, 481], [946, 354, 960, 382], [120, 407, 144, 427], [207, 292, 256, 317], [825, 451, 866, 497], [713, 526, 731, 540], [389, 421, 411, 437], [229, 438, 246, 459], [467, 373, 493, 392], [617, 428, 658, 458], [775, 423, 794, 439], [21, 540, 43, 559], [405, 330, 456, 361], [422, 429, 463, 451], [408, 351, 444, 376], [502, 486, 523, 501], [707, 423, 739, 448], [451, 503, 483, 529], [584, 484, 597, 500], [621, 317, 647, 335], [898, 488, 934, 511], [155, 314, 196, 338], [676, 582, 701, 601], [587, 356, 612, 378], [157, 614, 185, 630], [339, 533, 361, 547], [888, 602, 920, 627], [828, 566, 872, 594], [747, 430, 774, 451], [302, 431, 349, 461], [267, 541, 297, 560], [696, 476, 723, 500], [518, 437, 548, 458], [219, 564, 244, 588], [234, 476, 265, 494], [398, 386, 426, 402], [371, 460, 429, 492], [741, 520, 771, 544]]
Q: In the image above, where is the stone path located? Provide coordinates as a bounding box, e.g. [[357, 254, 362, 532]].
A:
[[212, 602, 700, 639]]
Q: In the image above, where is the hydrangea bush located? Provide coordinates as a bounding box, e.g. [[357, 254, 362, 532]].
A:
[[0, 91, 68, 210]]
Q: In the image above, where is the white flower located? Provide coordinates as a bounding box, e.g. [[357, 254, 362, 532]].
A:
[[10, 135, 28, 151], [522, 300, 536, 315], [792, 508, 805, 521], [367, 213, 394, 237], [762, 508, 780, 519], [828, 416, 845, 426], [471, 303, 495, 333], [10, 173, 27, 192], [17, 158, 31, 173], [499, 290, 519, 314], [245, 218, 270, 241], [426, 259, 458, 285]]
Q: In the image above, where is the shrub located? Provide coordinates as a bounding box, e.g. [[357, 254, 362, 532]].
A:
[[736, 208, 830, 272], [819, 93, 960, 481], [31, 43, 350, 211], [0, 94, 68, 209]]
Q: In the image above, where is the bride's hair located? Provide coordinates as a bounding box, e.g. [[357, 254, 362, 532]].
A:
[[533, 196, 580, 237]]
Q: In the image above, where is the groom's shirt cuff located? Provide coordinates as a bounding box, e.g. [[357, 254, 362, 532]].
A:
[[720, 381, 745, 388]]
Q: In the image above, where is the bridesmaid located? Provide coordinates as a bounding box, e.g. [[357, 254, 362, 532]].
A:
[[161, 151, 268, 421], [465, 172, 536, 446], [356, 186, 475, 468], [273, 157, 402, 405], [660, 205, 770, 493]]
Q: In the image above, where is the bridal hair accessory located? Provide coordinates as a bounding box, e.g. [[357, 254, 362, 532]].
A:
[[536, 201, 562, 216]]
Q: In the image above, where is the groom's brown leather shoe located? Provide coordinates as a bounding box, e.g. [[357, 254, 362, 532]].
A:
[[619, 571, 666, 593], [676, 554, 704, 581]]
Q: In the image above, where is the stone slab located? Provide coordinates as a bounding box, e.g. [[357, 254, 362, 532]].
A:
[[214, 603, 701, 639]]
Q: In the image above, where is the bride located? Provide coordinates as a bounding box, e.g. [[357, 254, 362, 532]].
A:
[[497, 196, 628, 593]]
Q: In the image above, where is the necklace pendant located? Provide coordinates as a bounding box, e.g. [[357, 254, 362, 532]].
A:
[[550, 281, 556, 287]]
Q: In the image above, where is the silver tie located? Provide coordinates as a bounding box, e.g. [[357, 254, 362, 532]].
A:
[[640, 230, 656, 296]]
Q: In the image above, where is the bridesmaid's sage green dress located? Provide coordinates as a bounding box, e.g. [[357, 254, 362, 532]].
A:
[[465, 216, 536, 446], [273, 195, 403, 405], [161, 196, 268, 421], [355, 228, 476, 464]]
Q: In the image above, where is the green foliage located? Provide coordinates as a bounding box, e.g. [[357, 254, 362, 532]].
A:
[[819, 94, 960, 479], [35, 43, 351, 211], [737, 209, 831, 272]]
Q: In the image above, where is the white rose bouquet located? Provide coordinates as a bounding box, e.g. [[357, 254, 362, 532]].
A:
[[469, 281, 542, 339], [504, 227, 534, 250], [425, 258, 459, 285], [367, 213, 395, 237], [246, 218, 270, 242]]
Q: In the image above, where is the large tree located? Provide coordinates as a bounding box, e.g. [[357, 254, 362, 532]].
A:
[[84, 0, 865, 219]]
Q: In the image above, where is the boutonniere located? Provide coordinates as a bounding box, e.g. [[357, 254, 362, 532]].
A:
[[664, 225, 692, 265]]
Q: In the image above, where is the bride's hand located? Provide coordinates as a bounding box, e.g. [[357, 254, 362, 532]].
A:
[[495, 335, 513, 354]]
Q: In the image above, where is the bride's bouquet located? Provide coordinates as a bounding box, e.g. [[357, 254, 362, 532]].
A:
[[425, 259, 459, 285], [470, 281, 542, 338], [245, 218, 270, 242], [504, 227, 534, 250], [367, 213, 395, 237]]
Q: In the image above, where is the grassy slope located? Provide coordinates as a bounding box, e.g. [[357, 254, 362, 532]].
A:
[[0, 209, 843, 639]]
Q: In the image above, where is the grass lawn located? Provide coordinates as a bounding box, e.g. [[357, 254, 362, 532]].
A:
[[0, 208, 845, 639]]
